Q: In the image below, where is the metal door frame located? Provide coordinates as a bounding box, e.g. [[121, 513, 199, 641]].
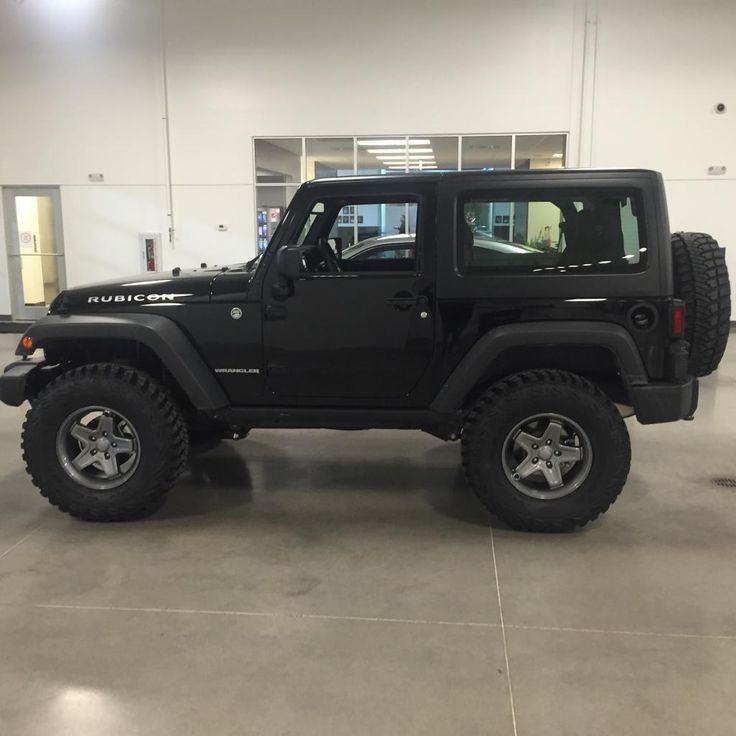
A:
[[2, 186, 66, 321]]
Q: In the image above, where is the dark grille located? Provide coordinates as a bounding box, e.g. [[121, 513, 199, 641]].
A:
[[712, 477, 736, 489]]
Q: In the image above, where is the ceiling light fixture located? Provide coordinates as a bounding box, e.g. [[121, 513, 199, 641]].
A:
[[380, 155, 436, 161], [552, 153, 563, 158], [367, 148, 433, 154], [387, 164, 438, 170], [357, 139, 431, 147]]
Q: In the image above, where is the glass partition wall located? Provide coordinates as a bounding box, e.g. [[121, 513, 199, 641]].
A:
[[254, 134, 566, 251]]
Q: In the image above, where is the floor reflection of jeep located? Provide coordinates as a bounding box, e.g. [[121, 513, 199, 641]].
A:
[[0, 169, 730, 531]]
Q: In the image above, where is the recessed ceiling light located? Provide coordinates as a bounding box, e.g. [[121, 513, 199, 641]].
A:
[[552, 153, 563, 158]]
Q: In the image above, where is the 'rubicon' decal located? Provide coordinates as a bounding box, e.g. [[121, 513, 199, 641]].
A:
[[87, 293, 193, 303]]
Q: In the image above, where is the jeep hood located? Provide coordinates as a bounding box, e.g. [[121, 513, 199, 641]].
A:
[[49, 263, 255, 314]]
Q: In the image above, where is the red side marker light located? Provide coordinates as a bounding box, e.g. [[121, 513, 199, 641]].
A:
[[671, 304, 685, 337], [21, 336, 34, 351]]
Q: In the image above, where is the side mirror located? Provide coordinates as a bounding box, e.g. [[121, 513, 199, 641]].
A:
[[276, 245, 303, 280]]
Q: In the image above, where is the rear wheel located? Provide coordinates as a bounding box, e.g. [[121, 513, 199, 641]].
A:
[[22, 364, 188, 521], [462, 370, 631, 532], [671, 231, 730, 377]]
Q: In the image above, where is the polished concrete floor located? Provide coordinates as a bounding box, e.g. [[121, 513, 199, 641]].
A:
[[1, 333, 735, 735]]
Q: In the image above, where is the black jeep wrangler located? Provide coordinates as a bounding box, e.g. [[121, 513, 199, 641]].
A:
[[1, 169, 730, 531]]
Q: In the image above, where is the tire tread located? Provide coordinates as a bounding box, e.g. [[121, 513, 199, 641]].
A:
[[21, 363, 189, 521], [461, 369, 630, 532]]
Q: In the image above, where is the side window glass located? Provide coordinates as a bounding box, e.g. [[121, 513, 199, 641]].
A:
[[460, 191, 645, 274], [296, 198, 420, 275]]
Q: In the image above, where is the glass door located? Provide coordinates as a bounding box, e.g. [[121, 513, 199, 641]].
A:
[[3, 187, 66, 321]]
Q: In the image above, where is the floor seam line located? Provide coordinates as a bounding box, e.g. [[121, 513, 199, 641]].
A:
[[505, 623, 736, 641], [19, 603, 736, 641], [0, 525, 39, 563], [491, 527, 519, 736], [29, 603, 502, 629]]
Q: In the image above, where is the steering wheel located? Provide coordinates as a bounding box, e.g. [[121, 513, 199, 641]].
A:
[[317, 237, 341, 274]]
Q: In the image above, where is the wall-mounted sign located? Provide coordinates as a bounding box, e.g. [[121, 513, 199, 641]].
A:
[[139, 232, 162, 272]]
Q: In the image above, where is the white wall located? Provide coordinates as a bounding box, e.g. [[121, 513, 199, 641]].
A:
[[591, 0, 736, 277], [0, 0, 733, 317], [0, 195, 11, 314]]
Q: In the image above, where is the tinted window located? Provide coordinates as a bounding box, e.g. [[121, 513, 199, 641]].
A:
[[459, 190, 646, 274]]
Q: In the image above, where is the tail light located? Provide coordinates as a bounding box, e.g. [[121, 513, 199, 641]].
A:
[[671, 302, 686, 337]]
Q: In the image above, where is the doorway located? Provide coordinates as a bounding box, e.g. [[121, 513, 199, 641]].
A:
[[3, 187, 66, 321]]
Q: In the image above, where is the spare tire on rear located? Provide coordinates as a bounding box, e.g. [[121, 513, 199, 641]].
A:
[[671, 231, 730, 377]]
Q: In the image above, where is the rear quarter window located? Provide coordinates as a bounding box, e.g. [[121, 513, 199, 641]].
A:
[[459, 189, 647, 275]]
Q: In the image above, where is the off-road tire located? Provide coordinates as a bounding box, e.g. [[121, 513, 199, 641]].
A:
[[671, 231, 730, 377], [22, 363, 188, 521], [462, 370, 631, 532]]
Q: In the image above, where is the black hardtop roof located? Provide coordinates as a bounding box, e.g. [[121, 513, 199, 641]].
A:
[[302, 168, 660, 188]]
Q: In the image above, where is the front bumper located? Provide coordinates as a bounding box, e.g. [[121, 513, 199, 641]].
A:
[[630, 376, 699, 425], [0, 360, 44, 407]]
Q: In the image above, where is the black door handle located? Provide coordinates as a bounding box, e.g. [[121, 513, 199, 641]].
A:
[[385, 293, 429, 312]]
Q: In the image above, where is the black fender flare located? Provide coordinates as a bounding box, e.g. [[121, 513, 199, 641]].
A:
[[17, 314, 228, 411], [430, 321, 648, 413]]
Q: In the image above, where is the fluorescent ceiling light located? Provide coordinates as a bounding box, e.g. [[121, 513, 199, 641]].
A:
[[552, 153, 563, 158], [357, 138, 430, 147], [380, 155, 436, 161], [358, 139, 405, 147], [367, 148, 433, 154]]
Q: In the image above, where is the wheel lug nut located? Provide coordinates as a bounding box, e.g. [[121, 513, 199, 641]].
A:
[[513, 473, 520, 480], [90, 436, 96, 441], [554, 450, 561, 456], [546, 439, 552, 445], [546, 461, 553, 468], [532, 444, 538, 450], [104, 452, 110, 459], [102, 431, 107, 437], [532, 457, 539, 463], [112, 442, 117, 448], [91, 449, 97, 455]]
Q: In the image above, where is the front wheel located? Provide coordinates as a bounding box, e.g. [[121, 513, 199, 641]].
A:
[[22, 364, 189, 521], [462, 370, 631, 532]]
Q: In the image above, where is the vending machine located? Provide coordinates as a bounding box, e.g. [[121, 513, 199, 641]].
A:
[[257, 207, 284, 252]]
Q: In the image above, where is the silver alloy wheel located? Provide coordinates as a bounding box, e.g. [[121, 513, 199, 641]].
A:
[[501, 413, 593, 500], [56, 406, 141, 490]]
